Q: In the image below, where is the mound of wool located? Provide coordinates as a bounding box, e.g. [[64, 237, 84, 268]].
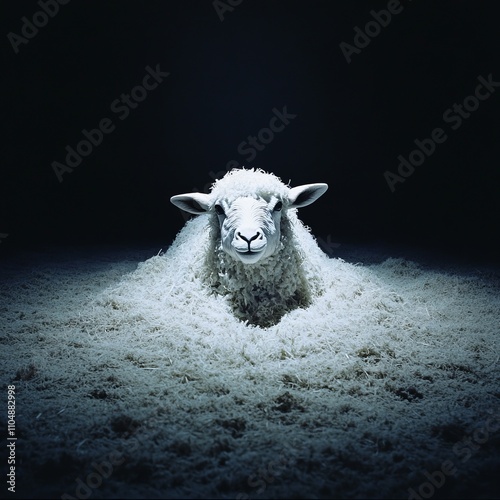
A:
[[169, 168, 331, 326]]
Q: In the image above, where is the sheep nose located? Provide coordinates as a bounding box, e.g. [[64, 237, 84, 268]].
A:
[[236, 229, 262, 243]]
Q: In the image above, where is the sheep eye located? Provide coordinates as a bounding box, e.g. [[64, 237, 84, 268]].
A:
[[274, 201, 283, 212], [214, 204, 225, 215]]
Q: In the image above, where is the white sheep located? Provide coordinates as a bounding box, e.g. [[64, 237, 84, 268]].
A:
[[170, 168, 329, 327]]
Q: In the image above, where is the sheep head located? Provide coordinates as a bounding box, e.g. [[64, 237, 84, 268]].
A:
[[171, 169, 328, 265]]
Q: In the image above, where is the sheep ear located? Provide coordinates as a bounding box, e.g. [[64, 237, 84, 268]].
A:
[[289, 183, 328, 208], [170, 193, 211, 214]]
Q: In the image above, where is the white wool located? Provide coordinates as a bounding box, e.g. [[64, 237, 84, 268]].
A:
[[167, 212, 327, 327], [207, 168, 291, 206], [1, 243, 499, 499], [5, 173, 497, 498], [173, 168, 329, 326]]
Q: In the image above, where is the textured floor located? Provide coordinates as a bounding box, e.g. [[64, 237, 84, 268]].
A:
[[1, 240, 499, 499]]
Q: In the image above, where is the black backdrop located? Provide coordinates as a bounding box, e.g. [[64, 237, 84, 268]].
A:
[[1, 0, 499, 262]]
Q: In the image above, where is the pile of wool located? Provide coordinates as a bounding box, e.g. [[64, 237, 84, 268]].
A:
[[170, 168, 330, 326]]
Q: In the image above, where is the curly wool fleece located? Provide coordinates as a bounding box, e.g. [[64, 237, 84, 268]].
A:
[[174, 169, 329, 327], [206, 168, 291, 206]]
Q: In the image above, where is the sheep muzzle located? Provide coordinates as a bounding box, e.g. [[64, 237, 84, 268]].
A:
[[231, 226, 268, 263]]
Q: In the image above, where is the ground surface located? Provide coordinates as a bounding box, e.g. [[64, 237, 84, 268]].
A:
[[0, 241, 499, 499]]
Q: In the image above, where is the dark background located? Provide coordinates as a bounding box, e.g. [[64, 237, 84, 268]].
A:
[[1, 0, 499, 262]]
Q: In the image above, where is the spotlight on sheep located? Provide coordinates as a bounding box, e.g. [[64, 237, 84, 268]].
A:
[[171, 168, 329, 327]]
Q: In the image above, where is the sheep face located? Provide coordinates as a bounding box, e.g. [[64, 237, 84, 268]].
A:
[[215, 195, 283, 264], [171, 169, 328, 265]]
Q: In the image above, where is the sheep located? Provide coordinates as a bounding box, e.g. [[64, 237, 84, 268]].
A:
[[170, 168, 329, 327]]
